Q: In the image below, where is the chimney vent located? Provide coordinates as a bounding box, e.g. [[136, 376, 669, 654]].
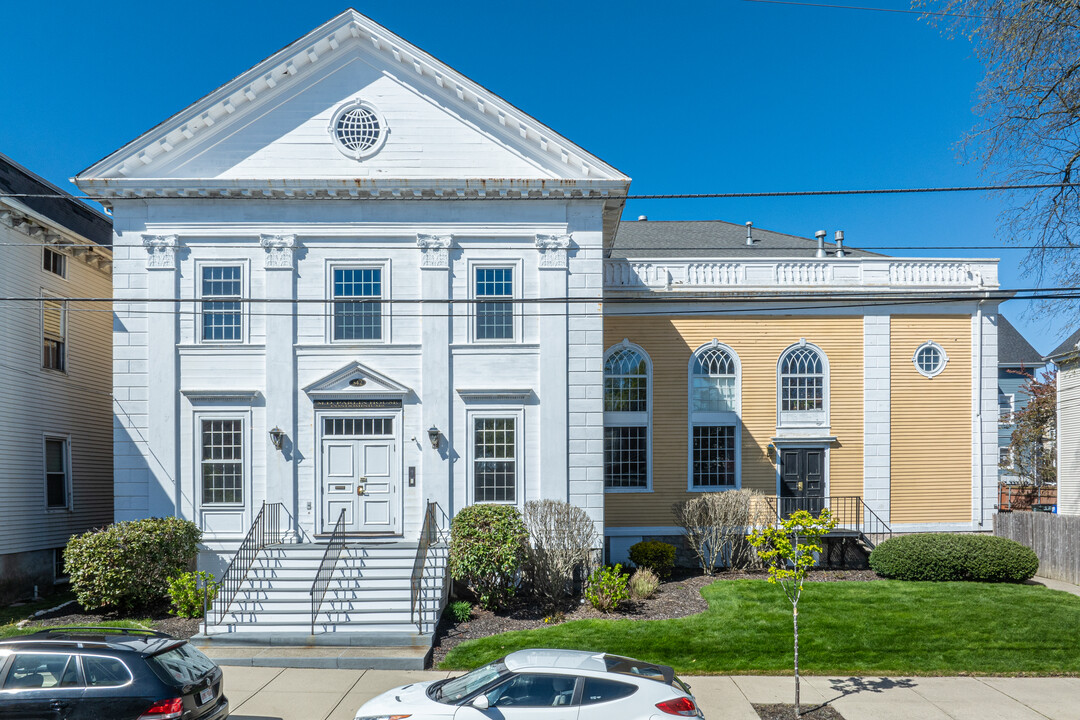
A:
[[814, 230, 827, 258], [637, 215, 648, 221], [745, 221, 755, 246], [834, 230, 846, 258]]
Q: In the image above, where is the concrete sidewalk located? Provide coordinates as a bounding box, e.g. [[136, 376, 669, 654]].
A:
[[221, 667, 1080, 720]]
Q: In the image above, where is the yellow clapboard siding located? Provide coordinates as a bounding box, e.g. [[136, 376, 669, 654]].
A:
[[603, 316, 864, 528], [890, 316, 972, 523]]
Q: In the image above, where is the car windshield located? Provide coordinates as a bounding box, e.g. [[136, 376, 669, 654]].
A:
[[148, 643, 217, 685], [434, 660, 508, 703]]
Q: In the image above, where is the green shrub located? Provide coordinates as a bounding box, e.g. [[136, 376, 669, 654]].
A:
[[869, 533, 1039, 582], [628, 567, 659, 600], [628, 540, 676, 579], [449, 600, 473, 624], [449, 504, 528, 610], [585, 564, 630, 612], [65, 517, 201, 610], [167, 571, 219, 619]]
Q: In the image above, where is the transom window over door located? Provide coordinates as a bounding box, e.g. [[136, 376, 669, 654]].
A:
[[475, 267, 514, 341], [201, 419, 243, 504], [777, 341, 829, 428], [474, 417, 516, 503], [201, 265, 243, 342], [604, 343, 650, 490], [689, 342, 740, 489], [333, 267, 383, 341]]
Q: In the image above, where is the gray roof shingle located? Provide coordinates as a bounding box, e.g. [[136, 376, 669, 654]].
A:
[[1047, 327, 1080, 361], [610, 219, 884, 259], [998, 315, 1045, 366], [0, 153, 112, 248]]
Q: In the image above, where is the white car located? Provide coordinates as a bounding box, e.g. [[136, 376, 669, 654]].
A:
[[354, 648, 703, 720]]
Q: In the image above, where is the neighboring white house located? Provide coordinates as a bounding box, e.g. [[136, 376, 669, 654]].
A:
[[73, 10, 627, 640], [1047, 328, 1080, 516], [997, 315, 1045, 483], [0, 153, 113, 601]]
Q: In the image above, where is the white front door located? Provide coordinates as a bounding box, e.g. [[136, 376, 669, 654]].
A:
[[321, 437, 397, 533]]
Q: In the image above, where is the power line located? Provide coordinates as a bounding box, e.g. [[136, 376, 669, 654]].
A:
[[741, 0, 1061, 24], [4, 181, 1080, 204]]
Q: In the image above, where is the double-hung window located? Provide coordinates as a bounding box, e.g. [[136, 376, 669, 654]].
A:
[[201, 266, 243, 342], [690, 343, 740, 489], [43, 247, 65, 277], [603, 344, 650, 490], [473, 417, 517, 503], [201, 419, 243, 505], [777, 342, 828, 429], [475, 267, 514, 341], [333, 267, 382, 341], [42, 296, 66, 371], [44, 437, 69, 509]]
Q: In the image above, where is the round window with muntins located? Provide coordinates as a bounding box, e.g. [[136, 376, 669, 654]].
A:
[[913, 341, 948, 378], [329, 100, 387, 160]]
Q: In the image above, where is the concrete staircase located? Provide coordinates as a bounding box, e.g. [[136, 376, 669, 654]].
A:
[[195, 541, 448, 669]]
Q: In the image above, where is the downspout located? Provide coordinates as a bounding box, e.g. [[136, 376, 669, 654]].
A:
[[976, 299, 985, 527]]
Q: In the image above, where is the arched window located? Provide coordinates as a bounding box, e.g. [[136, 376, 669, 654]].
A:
[[689, 341, 740, 489], [777, 341, 829, 428], [603, 341, 650, 490]]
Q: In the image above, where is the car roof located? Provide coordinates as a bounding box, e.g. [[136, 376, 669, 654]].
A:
[[502, 649, 675, 684], [0, 628, 181, 658]]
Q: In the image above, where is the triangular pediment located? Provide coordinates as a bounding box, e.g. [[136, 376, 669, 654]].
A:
[[303, 361, 411, 399], [75, 10, 628, 198]]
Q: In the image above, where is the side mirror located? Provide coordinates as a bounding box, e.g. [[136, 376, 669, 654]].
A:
[[471, 695, 490, 710]]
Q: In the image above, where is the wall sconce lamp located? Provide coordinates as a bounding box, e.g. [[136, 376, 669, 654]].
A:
[[427, 426, 441, 450], [269, 427, 285, 450]]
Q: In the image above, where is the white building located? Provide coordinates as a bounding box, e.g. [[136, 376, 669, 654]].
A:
[[1047, 329, 1080, 516], [0, 153, 113, 600], [74, 10, 627, 644]]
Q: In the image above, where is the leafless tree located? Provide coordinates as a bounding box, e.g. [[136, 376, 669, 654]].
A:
[[522, 499, 598, 603], [915, 0, 1080, 309], [672, 490, 772, 574]]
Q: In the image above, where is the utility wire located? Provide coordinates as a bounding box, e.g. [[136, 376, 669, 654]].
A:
[[4, 181, 1080, 204], [740, 0, 1061, 24]]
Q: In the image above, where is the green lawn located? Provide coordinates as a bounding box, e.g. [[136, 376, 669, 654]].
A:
[[0, 591, 151, 640], [441, 580, 1080, 675], [0, 619, 152, 640]]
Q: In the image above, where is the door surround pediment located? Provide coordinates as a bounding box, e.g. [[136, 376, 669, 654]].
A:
[[303, 360, 411, 401]]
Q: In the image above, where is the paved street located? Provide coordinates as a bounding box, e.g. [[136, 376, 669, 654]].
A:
[[222, 667, 1080, 720]]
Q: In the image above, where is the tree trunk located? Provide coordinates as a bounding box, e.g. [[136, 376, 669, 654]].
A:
[[793, 603, 800, 718]]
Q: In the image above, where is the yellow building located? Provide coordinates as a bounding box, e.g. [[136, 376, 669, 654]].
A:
[[601, 220, 1000, 562]]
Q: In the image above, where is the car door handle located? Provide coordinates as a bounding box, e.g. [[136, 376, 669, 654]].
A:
[[51, 701, 70, 709]]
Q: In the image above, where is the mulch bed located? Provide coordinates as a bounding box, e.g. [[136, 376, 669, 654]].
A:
[[754, 703, 846, 719], [430, 568, 878, 667], [18, 599, 202, 640]]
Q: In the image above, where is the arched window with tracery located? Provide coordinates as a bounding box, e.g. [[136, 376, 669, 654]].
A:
[[603, 341, 651, 490], [689, 341, 740, 489], [777, 341, 829, 428]]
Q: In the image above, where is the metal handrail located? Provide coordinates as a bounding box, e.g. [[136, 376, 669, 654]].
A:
[[765, 495, 892, 548], [309, 508, 347, 635], [410, 501, 441, 631], [207, 501, 283, 626]]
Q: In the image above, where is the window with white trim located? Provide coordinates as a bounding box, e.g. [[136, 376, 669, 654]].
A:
[[475, 267, 514, 341], [690, 342, 739, 489], [333, 267, 383, 341], [42, 296, 65, 371], [999, 392, 1014, 422], [778, 342, 828, 428], [473, 417, 517, 503], [913, 340, 948, 378], [604, 343, 650, 490], [43, 248, 65, 277], [999, 446, 1012, 468], [201, 265, 243, 342], [44, 437, 69, 509], [200, 419, 243, 505]]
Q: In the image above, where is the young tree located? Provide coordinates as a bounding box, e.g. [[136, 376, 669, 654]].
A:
[[748, 509, 836, 719], [1003, 368, 1057, 485], [913, 0, 1080, 311]]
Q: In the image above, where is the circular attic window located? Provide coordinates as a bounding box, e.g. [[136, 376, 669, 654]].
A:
[[913, 341, 949, 378], [329, 100, 387, 160]]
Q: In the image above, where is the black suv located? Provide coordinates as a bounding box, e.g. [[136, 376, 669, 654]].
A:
[[0, 627, 228, 720]]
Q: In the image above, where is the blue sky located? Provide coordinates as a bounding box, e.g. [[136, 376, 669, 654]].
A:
[[3, 1, 1069, 353]]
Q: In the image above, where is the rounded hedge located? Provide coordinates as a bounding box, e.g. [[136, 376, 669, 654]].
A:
[[449, 504, 528, 610], [868, 533, 1038, 583], [628, 540, 677, 579]]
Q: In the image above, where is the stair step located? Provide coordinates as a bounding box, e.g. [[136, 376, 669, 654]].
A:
[[193, 643, 431, 670]]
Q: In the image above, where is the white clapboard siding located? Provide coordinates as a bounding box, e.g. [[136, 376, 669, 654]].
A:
[[1059, 364, 1080, 516], [0, 224, 113, 555]]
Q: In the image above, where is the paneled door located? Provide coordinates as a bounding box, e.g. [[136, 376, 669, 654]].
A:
[[779, 447, 825, 517], [321, 438, 397, 533]]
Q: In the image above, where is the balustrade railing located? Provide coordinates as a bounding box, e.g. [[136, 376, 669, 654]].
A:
[[309, 508, 347, 635], [206, 501, 284, 626], [763, 495, 892, 548], [411, 501, 444, 632]]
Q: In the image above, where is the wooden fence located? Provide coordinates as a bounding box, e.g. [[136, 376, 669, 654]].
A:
[[994, 512, 1080, 585]]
